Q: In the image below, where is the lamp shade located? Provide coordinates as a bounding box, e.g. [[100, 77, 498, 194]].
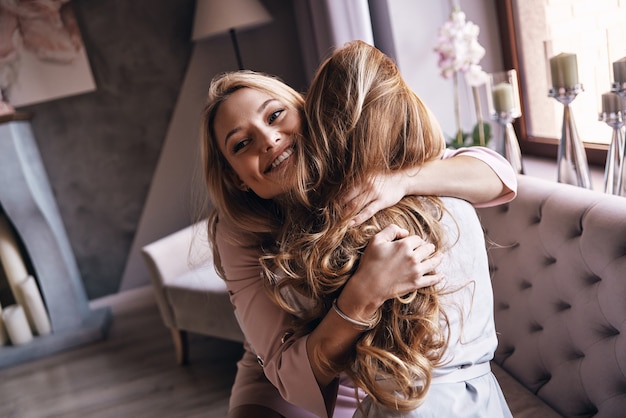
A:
[[192, 0, 272, 41]]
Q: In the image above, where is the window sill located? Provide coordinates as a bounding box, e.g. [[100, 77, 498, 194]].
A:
[[523, 155, 605, 193]]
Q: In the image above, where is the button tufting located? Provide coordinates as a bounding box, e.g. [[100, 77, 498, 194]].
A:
[[501, 346, 515, 358], [530, 323, 543, 333], [556, 300, 571, 311], [586, 275, 602, 285], [536, 373, 552, 389], [582, 405, 599, 416], [544, 256, 556, 266], [498, 345, 515, 358], [520, 280, 532, 290], [571, 228, 583, 238], [602, 325, 620, 337]]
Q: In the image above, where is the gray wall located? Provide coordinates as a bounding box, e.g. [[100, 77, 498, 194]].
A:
[[17, 0, 307, 299]]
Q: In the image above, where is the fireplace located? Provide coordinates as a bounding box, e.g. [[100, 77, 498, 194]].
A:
[[0, 116, 110, 368]]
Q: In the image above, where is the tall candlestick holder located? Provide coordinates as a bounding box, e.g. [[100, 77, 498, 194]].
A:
[[548, 85, 592, 189], [491, 111, 524, 174], [610, 75, 626, 196], [598, 109, 625, 195], [487, 70, 524, 174]]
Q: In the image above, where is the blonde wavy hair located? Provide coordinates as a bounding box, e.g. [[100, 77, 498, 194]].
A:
[[263, 41, 450, 411], [201, 71, 305, 260]]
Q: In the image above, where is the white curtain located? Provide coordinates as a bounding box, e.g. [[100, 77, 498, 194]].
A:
[[293, 0, 376, 82]]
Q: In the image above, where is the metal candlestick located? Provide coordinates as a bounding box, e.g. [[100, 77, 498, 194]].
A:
[[548, 85, 592, 189], [599, 109, 625, 196], [492, 111, 524, 174], [610, 81, 626, 196], [488, 70, 524, 174]]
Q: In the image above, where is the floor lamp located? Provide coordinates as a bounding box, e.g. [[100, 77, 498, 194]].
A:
[[192, 0, 272, 70]]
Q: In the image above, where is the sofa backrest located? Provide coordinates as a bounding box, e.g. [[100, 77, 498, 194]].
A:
[[477, 175, 626, 418]]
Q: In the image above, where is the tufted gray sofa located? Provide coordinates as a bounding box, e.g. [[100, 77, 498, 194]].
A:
[[143, 174, 626, 416], [477, 174, 626, 418]]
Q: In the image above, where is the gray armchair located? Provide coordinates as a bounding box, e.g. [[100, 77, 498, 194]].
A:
[[141, 220, 244, 365]]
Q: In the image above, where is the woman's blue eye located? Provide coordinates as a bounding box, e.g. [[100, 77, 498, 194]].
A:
[[269, 109, 283, 124]]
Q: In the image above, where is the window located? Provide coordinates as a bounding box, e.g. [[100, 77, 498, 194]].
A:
[[496, 0, 626, 165]]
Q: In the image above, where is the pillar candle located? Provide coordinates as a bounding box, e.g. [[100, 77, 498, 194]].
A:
[[613, 57, 626, 85], [493, 82, 515, 113], [549, 53, 579, 88], [0, 215, 30, 310], [602, 92, 625, 114], [3, 304, 33, 345], [19, 275, 51, 336]]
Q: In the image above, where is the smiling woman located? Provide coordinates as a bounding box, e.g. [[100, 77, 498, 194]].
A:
[[214, 87, 300, 199], [201, 70, 305, 235]]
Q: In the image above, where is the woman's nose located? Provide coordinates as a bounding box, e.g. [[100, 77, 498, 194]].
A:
[[259, 128, 279, 152]]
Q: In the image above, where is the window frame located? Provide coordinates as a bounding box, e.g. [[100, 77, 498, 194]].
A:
[[495, 0, 608, 166]]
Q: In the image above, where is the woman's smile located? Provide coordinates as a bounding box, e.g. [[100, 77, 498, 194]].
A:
[[214, 87, 301, 199], [267, 145, 295, 173]]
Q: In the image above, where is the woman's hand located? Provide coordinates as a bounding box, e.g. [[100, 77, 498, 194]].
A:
[[343, 171, 414, 227], [336, 224, 444, 322], [307, 224, 443, 388]]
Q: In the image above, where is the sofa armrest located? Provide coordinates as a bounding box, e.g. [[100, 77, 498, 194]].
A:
[[142, 220, 211, 328]]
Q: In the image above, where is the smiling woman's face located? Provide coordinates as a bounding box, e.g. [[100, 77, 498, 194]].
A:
[[214, 87, 301, 200]]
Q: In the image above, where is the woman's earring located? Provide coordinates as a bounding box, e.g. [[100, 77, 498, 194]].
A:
[[238, 182, 250, 192]]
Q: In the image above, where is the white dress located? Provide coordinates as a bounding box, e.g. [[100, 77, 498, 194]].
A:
[[353, 197, 513, 418]]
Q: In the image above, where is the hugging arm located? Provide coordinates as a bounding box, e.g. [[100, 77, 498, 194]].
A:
[[345, 147, 517, 226]]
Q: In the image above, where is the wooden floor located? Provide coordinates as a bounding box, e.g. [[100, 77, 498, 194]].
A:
[[0, 287, 244, 418]]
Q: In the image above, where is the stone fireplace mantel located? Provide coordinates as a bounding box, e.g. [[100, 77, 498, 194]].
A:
[[0, 118, 110, 368]]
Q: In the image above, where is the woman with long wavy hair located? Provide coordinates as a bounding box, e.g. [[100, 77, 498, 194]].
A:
[[201, 48, 516, 416], [263, 40, 512, 417]]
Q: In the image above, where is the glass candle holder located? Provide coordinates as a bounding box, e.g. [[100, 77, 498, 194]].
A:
[[548, 85, 592, 189], [547, 52, 592, 189], [599, 91, 626, 196], [487, 69, 524, 174]]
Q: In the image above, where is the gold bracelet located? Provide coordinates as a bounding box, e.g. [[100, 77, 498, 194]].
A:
[[331, 299, 376, 331]]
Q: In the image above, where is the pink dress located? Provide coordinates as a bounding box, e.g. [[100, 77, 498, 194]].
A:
[[217, 147, 517, 417]]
